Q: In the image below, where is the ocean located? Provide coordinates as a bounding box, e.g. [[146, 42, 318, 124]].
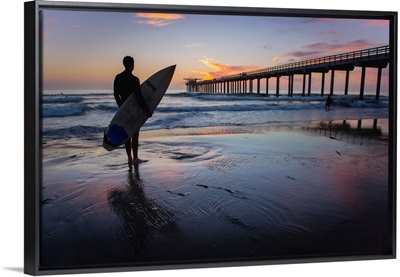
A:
[[42, 90, 389, 141]]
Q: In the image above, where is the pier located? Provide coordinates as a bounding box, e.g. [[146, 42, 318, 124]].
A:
[[185, 45, 389, 100]]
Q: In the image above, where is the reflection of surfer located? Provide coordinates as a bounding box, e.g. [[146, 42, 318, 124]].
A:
[[325, 95, 333, 110], [114, 56, 153, 167], [108, 170, 177, 254]]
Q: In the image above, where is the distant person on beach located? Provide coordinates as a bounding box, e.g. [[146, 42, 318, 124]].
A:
[[325, 95, 332, 110], [114, 56, 153, 167]]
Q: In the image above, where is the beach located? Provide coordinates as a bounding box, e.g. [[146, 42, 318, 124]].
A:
[[40, 118, 391, 269]]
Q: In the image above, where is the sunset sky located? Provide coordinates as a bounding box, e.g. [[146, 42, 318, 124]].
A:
[[41, 9, 390, 93]]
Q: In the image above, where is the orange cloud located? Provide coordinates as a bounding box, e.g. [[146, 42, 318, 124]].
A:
[[199, 58, 259, 80], [135, 13, 184, 27], [200, 71, 213, 80]]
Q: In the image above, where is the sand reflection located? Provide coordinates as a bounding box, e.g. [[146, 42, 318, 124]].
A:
[[108, 167, 178, 255]]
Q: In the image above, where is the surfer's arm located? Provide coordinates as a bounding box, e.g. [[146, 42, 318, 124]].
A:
[[134, 88, 153, 117], [133, 78, 153, 117], [113, 77, 123, 107], [114, 92, 123, 107]]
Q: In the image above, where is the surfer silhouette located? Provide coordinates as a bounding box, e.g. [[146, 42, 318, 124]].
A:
[[114, 56, 153, 167]]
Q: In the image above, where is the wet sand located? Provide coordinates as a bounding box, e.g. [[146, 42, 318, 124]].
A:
[[40, 121, 391, 270]]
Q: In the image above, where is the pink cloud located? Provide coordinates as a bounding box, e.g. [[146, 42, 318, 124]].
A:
[[44, 18, 57, 24], [284, 50, 323, 60], [318, 30, 339, 36], [42, 17, 80, 40], [275, 40, 377, 62], [43, 18, 56, 39], [365, 20, 389, 27], [304, 40, 375, 53]]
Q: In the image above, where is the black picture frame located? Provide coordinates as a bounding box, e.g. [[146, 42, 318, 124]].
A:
[[24, 0, 397, 275]]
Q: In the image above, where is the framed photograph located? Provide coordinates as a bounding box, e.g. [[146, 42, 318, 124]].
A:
[[24, 0, 397, 275]]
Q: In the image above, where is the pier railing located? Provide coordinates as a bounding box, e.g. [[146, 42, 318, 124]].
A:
[[218, 45, 389, 81]]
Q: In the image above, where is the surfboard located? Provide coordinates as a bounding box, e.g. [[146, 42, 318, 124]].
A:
[[103, 65, 176, 151]]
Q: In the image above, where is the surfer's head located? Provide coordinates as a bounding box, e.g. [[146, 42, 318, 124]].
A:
[[123, 56, 134, 71]]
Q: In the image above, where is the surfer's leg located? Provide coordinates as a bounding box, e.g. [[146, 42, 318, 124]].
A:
[[132, 132, 147, 164], [132, 131, 140, 163], [125, 137, 133, 165]]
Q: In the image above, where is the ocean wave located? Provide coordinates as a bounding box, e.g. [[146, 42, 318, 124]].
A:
[[42, 96, 84, 104], [333, 99, 389, 109], [157, 99, 388, 113], [41, 92, 388, 119], [42, 102, 118, 118], [94, 104, 118, 112], [41, 92, 390, 139], [166, 92, 389, 103], [42, 104, 87, 118]]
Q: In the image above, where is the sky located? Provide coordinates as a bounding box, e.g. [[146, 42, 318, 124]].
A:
[[41, 9, 390, 93]]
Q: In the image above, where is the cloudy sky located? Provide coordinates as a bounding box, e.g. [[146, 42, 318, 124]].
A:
[[41, 8, 390, 92]]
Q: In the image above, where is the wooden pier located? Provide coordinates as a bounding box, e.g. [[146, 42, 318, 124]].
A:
[[185, 45, 389, 100]]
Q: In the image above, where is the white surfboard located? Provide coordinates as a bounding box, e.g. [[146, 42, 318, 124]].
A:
[[103, 65, 176, 151]]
